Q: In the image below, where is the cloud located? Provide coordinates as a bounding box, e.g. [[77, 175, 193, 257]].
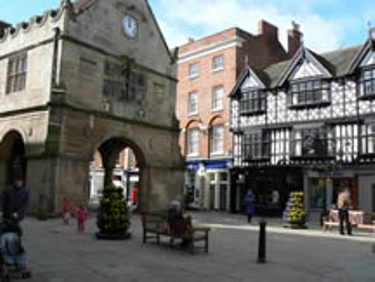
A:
[[151, 0, 364, 53]]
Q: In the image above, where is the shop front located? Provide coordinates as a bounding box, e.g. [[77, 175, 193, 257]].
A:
[[230, 167, 303, 216], [305, 170, 359, 216], [185, 159, 231, 211]]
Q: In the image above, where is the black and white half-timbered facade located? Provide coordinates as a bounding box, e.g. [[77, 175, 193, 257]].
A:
[[230, 33, 375, 216]]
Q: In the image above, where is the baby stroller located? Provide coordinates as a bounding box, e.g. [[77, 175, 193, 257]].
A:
[[0, 219, 31, 281]]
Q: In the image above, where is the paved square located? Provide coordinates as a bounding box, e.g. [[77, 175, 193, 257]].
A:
[[19, 212, 375, 282]]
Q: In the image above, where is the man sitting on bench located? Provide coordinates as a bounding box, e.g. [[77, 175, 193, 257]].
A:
[[167, 200, 192, 247]]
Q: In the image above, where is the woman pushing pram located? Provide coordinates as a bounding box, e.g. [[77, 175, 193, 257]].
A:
[[0, 174, 31, 280]]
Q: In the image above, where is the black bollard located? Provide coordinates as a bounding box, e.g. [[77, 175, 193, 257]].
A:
[[257, 219, 266, 263]]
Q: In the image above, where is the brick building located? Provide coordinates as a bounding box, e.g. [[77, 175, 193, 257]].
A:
[[176, 20, 302, 211]]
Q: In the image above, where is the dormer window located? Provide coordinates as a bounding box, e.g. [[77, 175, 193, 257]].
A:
[[239, 89, 266, 115], [358, 68, 375, 99], [289, 80, 330, 108]]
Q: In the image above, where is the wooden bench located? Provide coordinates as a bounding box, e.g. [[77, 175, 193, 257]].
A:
[[141, 212, 210, 253], [323, 210, 375, 235]]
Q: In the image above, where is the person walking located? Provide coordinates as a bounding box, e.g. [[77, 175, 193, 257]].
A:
[[2, 175, 29, 222], [76, 204, 89, 234], [62, 197, 72, 225], [243, 190, 256, 223], [337, 188, 352, 235], [1, 174, 30, 273]]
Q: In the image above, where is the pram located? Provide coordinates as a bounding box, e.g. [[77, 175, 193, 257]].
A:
[[0, 219, 31, 281]]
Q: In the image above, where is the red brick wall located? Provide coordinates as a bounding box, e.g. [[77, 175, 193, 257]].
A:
[[177, 22, 290, 160]]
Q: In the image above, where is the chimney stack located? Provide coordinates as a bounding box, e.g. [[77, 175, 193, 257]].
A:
[[258, 20, 278, 39], [287, 21, 302, 58]]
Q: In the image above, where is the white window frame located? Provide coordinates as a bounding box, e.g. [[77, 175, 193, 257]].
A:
[[188, 91, 199, 115], [210, 125, 225, 155], [189, 63, 199, 79], [212, 86, 224, 112], [187, 128, 200, 156], [212, 55, 224, 72]]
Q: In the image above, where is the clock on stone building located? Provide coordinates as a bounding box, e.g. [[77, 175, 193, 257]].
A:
[[123, 15, 138, 38]]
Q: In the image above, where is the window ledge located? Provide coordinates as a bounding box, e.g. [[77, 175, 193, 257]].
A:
[[188, 112, 199, 117], [212, 67, 224, 73], [288, 101, 331, 109], [210, 151, 225, 156], [239, 109, 266, 116], [188, 74, 199, 80], [187, 153, 199, 158], [211, 108, 224, 113]]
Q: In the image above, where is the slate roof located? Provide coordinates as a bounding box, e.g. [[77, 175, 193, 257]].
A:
[[254, 44, 365, 89]]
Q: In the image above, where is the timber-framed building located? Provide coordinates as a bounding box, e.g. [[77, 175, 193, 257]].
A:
[[230, 32, 375, 215]]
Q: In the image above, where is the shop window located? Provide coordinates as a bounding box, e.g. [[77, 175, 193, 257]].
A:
[[220, 172, 228, 181], [309, 178, 325, 209]]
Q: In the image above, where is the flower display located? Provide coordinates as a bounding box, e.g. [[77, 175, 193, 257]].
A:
[[283, 191, 307, 228], [96, 185, 131, 238]]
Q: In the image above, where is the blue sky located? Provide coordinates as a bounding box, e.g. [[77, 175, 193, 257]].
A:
[[1, 0, 374, 52]]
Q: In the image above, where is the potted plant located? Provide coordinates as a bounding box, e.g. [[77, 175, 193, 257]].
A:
[[283, 191, 307, 229], [96, 185, 131, 239]]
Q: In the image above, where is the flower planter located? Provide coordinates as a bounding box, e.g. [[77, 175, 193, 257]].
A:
[[96, 185, 131, 240]]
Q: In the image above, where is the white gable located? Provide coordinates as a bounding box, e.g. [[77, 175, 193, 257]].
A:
[[290, 59, 324, 80], [240, 73, 263, 90], [360, 50, 375, 67]]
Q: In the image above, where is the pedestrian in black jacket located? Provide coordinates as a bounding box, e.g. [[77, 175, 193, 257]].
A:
[[2, 175, 29, 222]]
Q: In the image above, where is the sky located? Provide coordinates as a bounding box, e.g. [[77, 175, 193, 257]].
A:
[[1, 0, 375, 53]]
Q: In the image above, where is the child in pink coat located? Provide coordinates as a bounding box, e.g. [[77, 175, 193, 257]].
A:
[[76, 205, 89, 234], [62, 197, 72, 225]]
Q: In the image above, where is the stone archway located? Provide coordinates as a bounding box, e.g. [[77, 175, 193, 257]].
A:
[[0, 130, 27, 189], [90, 137, 146, 209]]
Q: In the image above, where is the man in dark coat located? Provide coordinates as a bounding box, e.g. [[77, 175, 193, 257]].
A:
[[244, 190, 256, 223], [2, 175, 29, 222], [0, 175, 29, 269]]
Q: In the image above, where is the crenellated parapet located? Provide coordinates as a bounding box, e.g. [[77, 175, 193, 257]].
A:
[[0, 3, 72, 55]]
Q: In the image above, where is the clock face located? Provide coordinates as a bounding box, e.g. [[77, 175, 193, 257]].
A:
[[123, 15, 138, 38]]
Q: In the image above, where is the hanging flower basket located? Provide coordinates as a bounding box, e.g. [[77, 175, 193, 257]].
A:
[[96, 185, 131, 240]]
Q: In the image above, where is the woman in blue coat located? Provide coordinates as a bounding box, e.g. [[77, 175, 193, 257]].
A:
[[243, 190, 256, 223]]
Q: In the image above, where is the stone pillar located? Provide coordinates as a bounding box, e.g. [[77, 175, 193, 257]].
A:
[[139, 165, 183, 212], [104, 165, 115, 188], [27, 155, 90, 217]]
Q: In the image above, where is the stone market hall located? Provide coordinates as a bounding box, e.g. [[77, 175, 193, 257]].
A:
[[0, 0, 183, 215]]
